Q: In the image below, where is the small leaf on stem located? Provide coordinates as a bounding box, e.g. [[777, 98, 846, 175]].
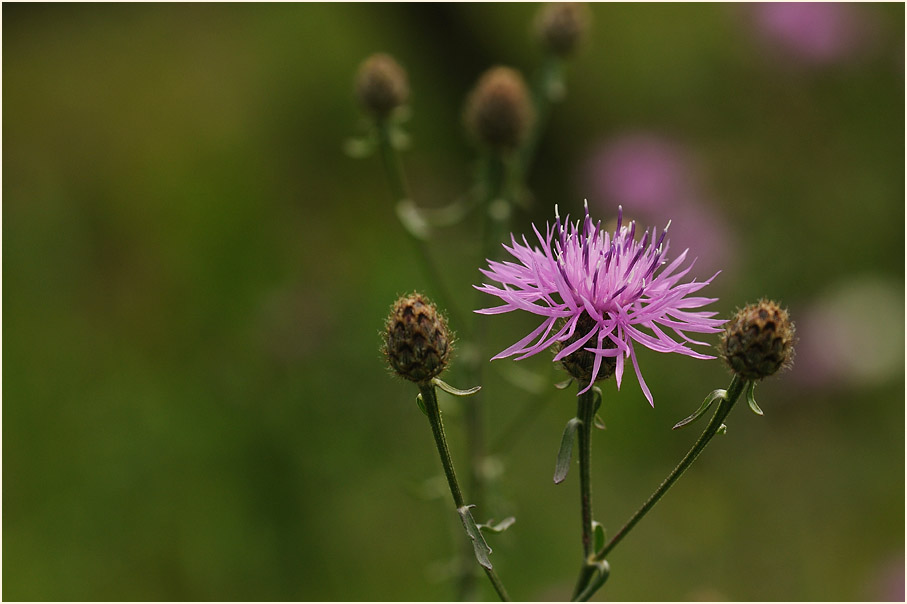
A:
[[395, 199, 431, 240], [577, 559, 611, 602], [673, 389, 727, 430], [432, 378, 482, 397], [553, 417, 581, 484], [746, 380, 763, 416], [389, 127, 410, 151], [592, 521, 606, 556], [343, 136, 376, 159], [554, 377, 574, 390], [593, 414, 606, 430], [457, 505, 493, 570], [479, 516, 516, 534], [717, 423, 728, 435], [416, 393, 428, 417]]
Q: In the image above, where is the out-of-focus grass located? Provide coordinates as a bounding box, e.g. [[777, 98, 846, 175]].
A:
[[3, 3, 904, 601]]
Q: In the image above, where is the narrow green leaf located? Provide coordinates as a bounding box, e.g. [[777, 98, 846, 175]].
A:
[[591, 386, 603, 415], [432, 378, 481, 397], [479, 516, 516, 534], [343, 136, 375, 159], [457, 505, 493, 570], [746, 381, 763, 416], [554, 378, 574, 390], [673, 389, 727, 430], [395, 199, 431, 240], [592, 521, 606, 555], [416, 393, 427, 417], [593, 414, 606, 430], [553, 417, 581, 484]]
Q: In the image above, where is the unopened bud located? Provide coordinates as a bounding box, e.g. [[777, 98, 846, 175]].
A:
[[464, 66, 534, 153], [355, 53, 409, 119], [535, 3, 590, 57], [384, 293, 451, 384], [719, 299, 795, 381]]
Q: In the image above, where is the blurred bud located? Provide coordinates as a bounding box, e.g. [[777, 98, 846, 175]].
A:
[[557, 313, 616, 384], [719, 299, 795, 381], [535, 3, 591, 57], [384, 293, 451, 384], [464, 66, 534, 153], [355, 53, 409, 119]]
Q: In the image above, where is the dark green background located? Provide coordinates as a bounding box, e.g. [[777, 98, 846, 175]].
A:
[[4, 3, 904, 601]]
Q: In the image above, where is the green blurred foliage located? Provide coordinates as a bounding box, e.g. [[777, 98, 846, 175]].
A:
[[3, 3, 904, 601]]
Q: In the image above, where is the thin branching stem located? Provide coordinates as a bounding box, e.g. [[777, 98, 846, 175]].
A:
[[375, 120, 467, 333], [570, 385, 599, 600], [419, 384, 511, 602], [574, 376, 748, 602]]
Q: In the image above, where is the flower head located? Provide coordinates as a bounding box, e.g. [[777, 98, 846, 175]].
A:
[[475, 202, 725, 404], [749, 2, 871, 66], [719, 299, 795, 381], [535, 2, 591, 58], [355, 53, 409, 119], [464, 66, 534, 153], [384, 293, 451, 384]]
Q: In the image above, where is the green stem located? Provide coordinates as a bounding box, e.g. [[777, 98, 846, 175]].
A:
[[375, 120, 467, 333], [419, 384, 511, 602], [457, 151, 509, 601], [577, 386, 596, 558], [483, 565, 511, 603], [575, 376, 748, 602], [570, 385, 599, 600], [516, 55, 564, 184], [420, 384, 465, 507]]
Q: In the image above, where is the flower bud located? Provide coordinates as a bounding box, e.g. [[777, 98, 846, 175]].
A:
[[464, 66, 534, 153], [384, 293, 451, 384], [355, 53, 409, 119], [719, 299, 795, 381], [557, 314, 616, 384], [535, 3, 590, 57]]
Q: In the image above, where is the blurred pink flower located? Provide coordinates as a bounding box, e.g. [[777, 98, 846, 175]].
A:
[[586, 134, 693, 214], [749, 3, 871, 65], [866, 553, 905, 601], [582, 133, 734, 279]]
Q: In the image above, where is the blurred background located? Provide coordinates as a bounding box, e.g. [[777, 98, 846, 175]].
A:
[[3, 3, 904, 601]]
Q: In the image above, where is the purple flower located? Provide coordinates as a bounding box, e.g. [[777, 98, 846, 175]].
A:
[[475, 202, 725, 404], [749, 3, 871, 66], [581, 132, 735, 279], [586, 134, 693, 214]]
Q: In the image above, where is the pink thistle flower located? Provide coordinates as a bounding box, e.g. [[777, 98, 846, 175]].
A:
[[748, 2, 872, 66], [475, 202, 725, 405]]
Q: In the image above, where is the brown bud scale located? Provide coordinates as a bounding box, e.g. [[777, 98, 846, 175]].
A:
[[557, 313, 616, 385], [719, 299, 795, 381], [464, 66, 534, 153], [355, 53, 409, 119], [536, 3, 590, 57], [384, 293, 451, 384]]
